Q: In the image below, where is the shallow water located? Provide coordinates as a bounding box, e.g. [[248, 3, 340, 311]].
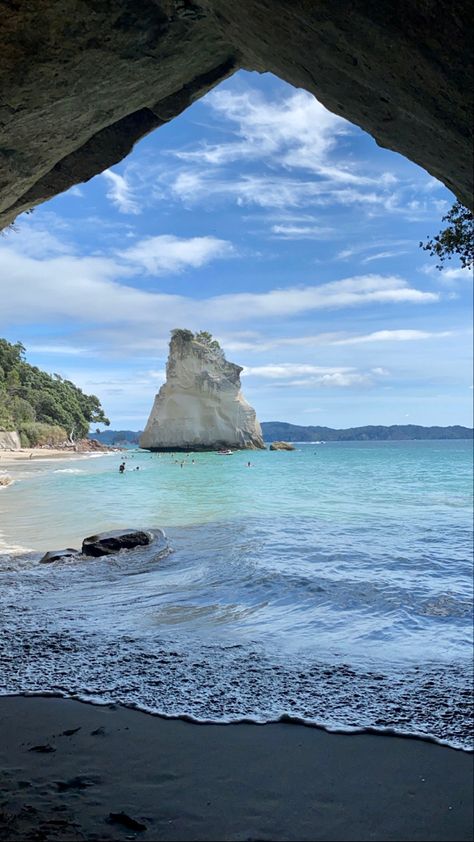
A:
[[0, 441, 472, 748]]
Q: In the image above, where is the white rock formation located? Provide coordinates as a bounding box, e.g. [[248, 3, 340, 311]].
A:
[[140, 330, 265, 451], [0, 431, 21, 450]]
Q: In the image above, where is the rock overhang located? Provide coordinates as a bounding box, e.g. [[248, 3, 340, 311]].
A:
[[0, 0, 472, 231]]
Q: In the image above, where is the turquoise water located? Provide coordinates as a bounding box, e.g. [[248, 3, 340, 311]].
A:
[[0, 441, 472, 748]]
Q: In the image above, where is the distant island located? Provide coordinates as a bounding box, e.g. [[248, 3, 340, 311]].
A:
[[91, 423, 473, 445]]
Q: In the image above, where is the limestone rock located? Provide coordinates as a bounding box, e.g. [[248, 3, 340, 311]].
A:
[[0, 432, 21, 451], [269, 441, 295, 451], [82, 528, 160, 557], [140, 330, 265, 451]]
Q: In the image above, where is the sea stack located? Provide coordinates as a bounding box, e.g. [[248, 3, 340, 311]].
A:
[[139, 330, 265, 452]]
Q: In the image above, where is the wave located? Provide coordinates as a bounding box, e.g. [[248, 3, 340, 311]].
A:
[[4, 687, 471, 753]]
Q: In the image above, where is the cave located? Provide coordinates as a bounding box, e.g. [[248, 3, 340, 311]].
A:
[[0, 0, 472, 231]]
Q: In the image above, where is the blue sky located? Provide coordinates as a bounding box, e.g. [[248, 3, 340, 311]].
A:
[[1, 71, 472, 429]]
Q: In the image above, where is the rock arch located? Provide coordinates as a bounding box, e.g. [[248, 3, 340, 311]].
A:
[[0, 0, 472, 229]]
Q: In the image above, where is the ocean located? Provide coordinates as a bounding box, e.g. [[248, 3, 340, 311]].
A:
[[0, 440, 472, 750]]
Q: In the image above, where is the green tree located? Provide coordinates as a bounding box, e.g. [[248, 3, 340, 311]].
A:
[[420, 201, 474, 270], [195, 331, 221, 350], [0, 338, 110, 439]]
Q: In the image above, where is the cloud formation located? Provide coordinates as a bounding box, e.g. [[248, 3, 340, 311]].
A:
[[102, 169, 141, 215], [118, 235, 233, 275]]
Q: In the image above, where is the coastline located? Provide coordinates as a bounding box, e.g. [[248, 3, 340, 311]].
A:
[[0, 446, 119, 465], [0, 695, 472, 842]]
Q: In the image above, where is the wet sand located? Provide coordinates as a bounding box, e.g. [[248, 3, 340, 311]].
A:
[[0, 695, 472, 841], [0, 448, 108, 464]]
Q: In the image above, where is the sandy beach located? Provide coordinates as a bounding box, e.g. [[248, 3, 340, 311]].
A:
[[0, 447, 116, 465], [0, 695, 472, 841]]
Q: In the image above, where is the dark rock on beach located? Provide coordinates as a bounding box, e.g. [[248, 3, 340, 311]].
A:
[[82, 529, 160, 557], [39, 548, 79, 564], [39, 529, 167, 565]]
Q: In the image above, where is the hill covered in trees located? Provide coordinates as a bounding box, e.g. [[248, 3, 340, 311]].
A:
[[92, 423, 473, 446], [0, 339, 109, 446], [260, 422, 473, 442]]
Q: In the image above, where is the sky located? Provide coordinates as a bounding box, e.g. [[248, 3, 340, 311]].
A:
[[0, 71, 472, 430]]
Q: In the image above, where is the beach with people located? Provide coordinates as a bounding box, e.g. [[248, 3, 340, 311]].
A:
[[0, 440, 472, 839]]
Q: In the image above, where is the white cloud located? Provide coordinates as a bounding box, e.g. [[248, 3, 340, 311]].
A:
[[242, 364, 390, 389], [204, 276, 437, 321], [330, 329, 452, 345], [270, 224, 334, 239], [118, 234, 233, 275], [28, 344, 92, 356], [438, 266, 473, 283], [174, 88, 348, 170], [220, 327, 455, 353], [242, 364, 354, 379], [171, 171, 394, 210], [0, 235, 439, 335], [102, 169, 141, 215], [67, 186, 84, 198], [362, 250, 409, 263], [175, 88, 399, 196]]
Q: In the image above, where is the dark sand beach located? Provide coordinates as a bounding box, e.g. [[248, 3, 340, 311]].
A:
[[0, 696, 472, 841]]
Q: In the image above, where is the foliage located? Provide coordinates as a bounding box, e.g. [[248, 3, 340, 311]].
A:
[[171, 328, 221, 351], [0, 338, 110, 440], [194, 330, 221, 350], [19, 423, 68, 448], [420, 201, 474, 270], [171, 328, 195, 342]]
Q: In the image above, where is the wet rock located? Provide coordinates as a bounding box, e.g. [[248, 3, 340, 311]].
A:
[[82, 528, 159, 557], [269, 441, 295, 451], [39, 548, 79, 564]]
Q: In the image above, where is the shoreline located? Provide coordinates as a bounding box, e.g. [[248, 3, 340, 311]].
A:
[[0, 694, 472, 841], [0, 446, 119, 465]]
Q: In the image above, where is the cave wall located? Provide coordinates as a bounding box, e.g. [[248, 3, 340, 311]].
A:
[[0, 0, 472, 229]]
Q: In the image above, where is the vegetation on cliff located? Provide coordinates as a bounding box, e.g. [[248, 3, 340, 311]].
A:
[[172, 328, 221, 351], [0, 339, 109, 445]]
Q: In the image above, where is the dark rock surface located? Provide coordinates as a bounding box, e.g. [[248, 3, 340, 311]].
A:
[[81, 528, 160, 557], [39, 548, 79, 564], [0, 0, 472, 230]]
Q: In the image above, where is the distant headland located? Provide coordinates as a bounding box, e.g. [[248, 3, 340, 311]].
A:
[[92, 423, 473, 446]]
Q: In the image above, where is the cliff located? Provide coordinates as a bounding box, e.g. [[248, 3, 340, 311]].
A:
[[140, 330, 264, 452]]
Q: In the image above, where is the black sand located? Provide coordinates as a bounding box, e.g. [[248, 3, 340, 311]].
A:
[[0, 696, 472, 841]]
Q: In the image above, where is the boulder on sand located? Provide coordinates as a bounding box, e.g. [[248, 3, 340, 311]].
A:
[[81, 528, 164, 557]]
